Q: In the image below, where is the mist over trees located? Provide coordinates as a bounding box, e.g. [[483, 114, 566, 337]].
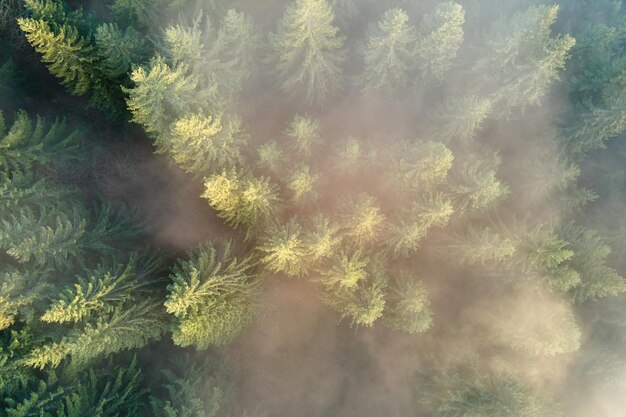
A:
[[1, 0, 626, 416]]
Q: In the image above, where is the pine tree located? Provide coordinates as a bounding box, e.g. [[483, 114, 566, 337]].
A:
[[287, 165, 319, 203], [0, 268, 51, 330], [18, 2, 124, 115], [561, 224, 626, 303], [387, 193, 454, 257], [201, 170, 280, 235], [383, 272, 432, 334], [167, 113, 248, 175], [414, 1, 465, 85], [319, 249, 368, 289], [270, 0, 345, 105], [0, 110, 79, 175], [24, 301, 166, 371], [565, 94, 626, 157], [475, 5, 575, 118], [257, 141, 285, 175], [41, 254, 161, 324], [340, 193, 386, 246], [125, 59, 197, 135], [94, 23, 146, 78], [361, 8, 417, 93], [258, 218, 310, 277], [165, 241, 258, 349], [110, 0, 163, 26], [284, 114, 323, 160], [304, 215, 340, 265], [450, 155, 509, 213], [431, 96, 492, 145], [439, 225, 516, 266], [416, 368, 565, 417], [322, 274, 385, 327], [386, 140, 454, 193], [164, 9, 259, 103]]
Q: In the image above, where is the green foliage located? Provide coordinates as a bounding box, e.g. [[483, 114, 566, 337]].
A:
[[387, 193, 453, 257], [0, 110, 79, 175], [284, 114, 323, 159], [561, 225, 626, 303], [41, 254, 161, 324], [202, 170, 279, 234], [383, 273, 432, 334], [164, 9, 259, 104], [386, 140, 453, 193], [270, 0, 345, 105], [476, 5, 575, 118], [125, 59, 197, 135], [149, 357, 232, 417], [167, 113, 248, 175], [24, 301, 166, 370], [340, 193, 386, 246], [415, 1, 465, 85], [450, 154, 509, 213], [439, 225, 516, 266], [431, 96, 492, 145], [361, 8, 416, 93], [416, 369, 564, 417], [18, 1, 124, 115], [94, 23, 146, 78], [258, 218, 310, 277], [165, 241, 258, 349], [287, 165, 319, 203]]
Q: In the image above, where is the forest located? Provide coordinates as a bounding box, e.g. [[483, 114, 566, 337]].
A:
[[1, 0, 626, 416]]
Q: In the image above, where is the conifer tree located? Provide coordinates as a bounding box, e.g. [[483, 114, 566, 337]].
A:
[[319, 249, 368, 289], [387, 193, 453, 257], [475, 5, 575, 118], [270, 0, 345, 105], [18, 1, 125, 115], [94, 23, 146, 78], [165, 241, 258, 349], [41, 254, 161, 324], [416, 368, 565, 417], [258, 218, 310, 277], [284, 114, 323, 160], [486, 297, 581, 356], [560, 225, 626, 303], [202, 170, 280, 235], [164, 9, 259, 104], [439, 225, 516, 266], [387, 140, 454, 193], [167, 113, 248, 175], [257, 141, 285, 175], [287, 165, 319, 203], [383, 273, 432, 334], [24, 301, 166, 371], [0, 110, 79, 175], [322, 274, 385, 327], [450, 155, 509, 213], [361, 8, 416, 93], [431, 96, 492, 145], [125, 59, 197, 135], [340, 193, 386, 246], [414, 1, 465, 85], [304, 215, 341, 265]]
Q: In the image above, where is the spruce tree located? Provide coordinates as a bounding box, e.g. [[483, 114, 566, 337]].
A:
[[270, 0, 345, 105], [361, 8, 417, 93], [165, 241, 258, 349], [414, 1, 465, 85], [383, 273, 432, 334]]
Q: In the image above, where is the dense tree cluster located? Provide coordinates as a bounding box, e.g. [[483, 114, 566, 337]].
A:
[[1, 0, 626, 415]]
